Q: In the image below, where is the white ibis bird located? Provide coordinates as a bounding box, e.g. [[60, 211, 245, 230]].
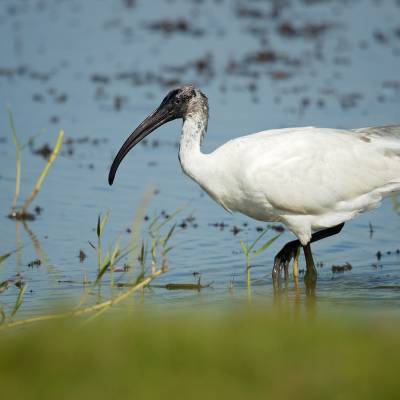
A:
[[108, 85, 400, 282]]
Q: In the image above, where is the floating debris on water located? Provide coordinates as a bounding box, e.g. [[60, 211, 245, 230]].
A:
[[147, 18, 204, 37], [0, 274, 24, 294], [8, 210, 36, 221], [34, 206, 43, 215], [149, 277, 213, 291], [27, 259, 41, 268], [112, 264, 130, 273], [369, 222, 374, 238], [0, 280, 14, 294], [332, 263, 352, 273], [231, 226, 242, 236], [277, 22, 333, 39], [33, 143, 53, 159], [270, 225, 285, 233], [78, 250, 86, 263], [371, 285, 400, 290], [209, 222, 228, 230]]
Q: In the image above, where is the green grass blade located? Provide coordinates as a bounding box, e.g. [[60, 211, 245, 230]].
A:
[[134, 271, 145, 285], [162, 223, 176, 247], [151, 239, 157, 263], [8, 109, 20, 148], [8, 109, 21, 210], [94, 253, 111, 286], [128, 188, 155, 270], [96, 215, 101, 237], [110, 240, 121, 268], [97, 212, 110, 238], [100, 212, 110, 237], [239, 240, 249, 256], [0, 250, 13, 266], [162, 246, 174, 256], [113, 245, 136, 266], [253, 233, 282, 257], [20, 130, 64, 214], [10, 284, 27, 318], [248, 227, 269, 252], [148, 214, 161, 232]]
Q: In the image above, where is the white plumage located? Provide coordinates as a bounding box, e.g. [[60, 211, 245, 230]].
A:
[[181, 124, 400, 245], [109, 86, 400, 280]]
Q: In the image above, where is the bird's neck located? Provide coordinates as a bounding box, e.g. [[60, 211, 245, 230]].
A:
[[179, 111, 208, 181]]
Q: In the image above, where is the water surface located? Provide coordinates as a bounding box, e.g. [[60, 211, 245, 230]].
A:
[[1, 0, 400, 318]]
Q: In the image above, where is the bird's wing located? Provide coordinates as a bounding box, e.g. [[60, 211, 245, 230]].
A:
[[236, 127, 400, 215]]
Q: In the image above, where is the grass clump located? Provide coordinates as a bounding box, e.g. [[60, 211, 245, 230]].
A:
[[0, 191, 180, 328]]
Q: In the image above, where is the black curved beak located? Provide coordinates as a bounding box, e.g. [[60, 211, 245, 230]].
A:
[[108, 105, 173, 185]]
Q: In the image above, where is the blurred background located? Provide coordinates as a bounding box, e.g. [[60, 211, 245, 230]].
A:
[[1, 0, 400, 316]]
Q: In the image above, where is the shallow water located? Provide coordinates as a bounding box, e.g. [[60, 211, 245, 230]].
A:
[[1, 0, 400, 318]]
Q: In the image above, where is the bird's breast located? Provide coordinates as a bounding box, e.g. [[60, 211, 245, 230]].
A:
[[202, 172, 280, 222]]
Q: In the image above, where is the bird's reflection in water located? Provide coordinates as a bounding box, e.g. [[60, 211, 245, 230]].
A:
[[272, 274, 316, 317]]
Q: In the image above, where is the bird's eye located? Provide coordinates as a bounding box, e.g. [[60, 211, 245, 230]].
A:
[[175, 98, 181, 104]]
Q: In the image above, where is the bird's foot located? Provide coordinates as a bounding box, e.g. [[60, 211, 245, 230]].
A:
[[272, 241, 300, 281]]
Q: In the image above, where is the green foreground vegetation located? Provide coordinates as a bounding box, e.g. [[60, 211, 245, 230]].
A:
[[1, 308, 399, 399]]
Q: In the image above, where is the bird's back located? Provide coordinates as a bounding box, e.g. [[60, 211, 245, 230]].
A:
[[207, 126, 400, 236]]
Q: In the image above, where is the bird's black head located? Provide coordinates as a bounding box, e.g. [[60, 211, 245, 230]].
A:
[[108, 85, 206, 185], [158, 85, 198, 118]]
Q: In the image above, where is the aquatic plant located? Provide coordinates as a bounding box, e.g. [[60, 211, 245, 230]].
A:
[[1, 112, 180, 327], [238, 227, 282, 302], [239, 227, 281, 270], [7, 109, 64, 221], [0, 249, 17, 266], [148, 207, 181, 263], [0, 195, 180, 329]]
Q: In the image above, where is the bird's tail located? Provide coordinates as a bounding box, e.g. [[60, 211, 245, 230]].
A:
[[352, 125, 400, 138], [352, 125, 400, 156]]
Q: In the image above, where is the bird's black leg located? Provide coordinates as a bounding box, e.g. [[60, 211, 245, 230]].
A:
[[303, 242, 316, 281], [303, 242, 317, 296], [272, 223, 345, 281]]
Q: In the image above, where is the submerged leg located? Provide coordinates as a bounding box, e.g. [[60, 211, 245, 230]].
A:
[[303, 242, 316, 280], [303, 242, 317, 296], [272, 223, 344, 280]]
